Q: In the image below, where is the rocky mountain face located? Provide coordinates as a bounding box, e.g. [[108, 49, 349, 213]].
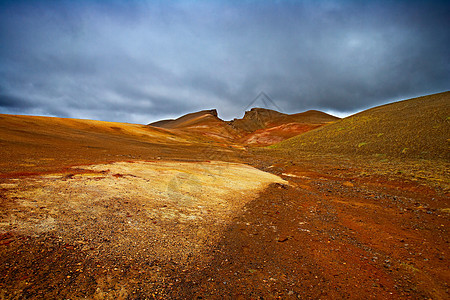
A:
[[228, 108, 286, 132]]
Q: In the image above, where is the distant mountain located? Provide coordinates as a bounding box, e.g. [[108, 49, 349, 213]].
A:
[[149, 107, 339, 146], [228, 108, 286, 132], [149, 109, 240, 143], [149, 109, 220, 129], [229, 108, 338, 133], [229, 108, 339, 146], [274, 91, 450, 160]]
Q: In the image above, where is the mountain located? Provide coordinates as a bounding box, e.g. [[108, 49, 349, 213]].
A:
[[149, 109, 220, 129], [150, 107, 339, 146], [232, 109, 339, 146], [149, 109, 241, 143], [229, 108, 339, 133], [274, 91, 450, 160], [228, 108, 286, 132], [239, 123, 324, 146]]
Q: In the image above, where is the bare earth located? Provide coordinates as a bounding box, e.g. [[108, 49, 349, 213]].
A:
[[1, 161, 285, 267]]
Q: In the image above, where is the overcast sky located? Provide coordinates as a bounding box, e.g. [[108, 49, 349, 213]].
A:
[[0, 0, 449, 124]]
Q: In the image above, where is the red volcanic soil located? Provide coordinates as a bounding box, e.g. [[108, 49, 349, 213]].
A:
[[178, 156, 449, 299], [240, 122, 323, 146], [1, 150, 448, 299]]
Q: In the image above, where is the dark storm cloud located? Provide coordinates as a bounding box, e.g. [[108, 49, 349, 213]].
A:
[[0, 0, 449, 123], [0, 94, 33, 108]]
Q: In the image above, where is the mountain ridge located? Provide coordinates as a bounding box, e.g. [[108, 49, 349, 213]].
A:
[[149, 107, 339, 146]]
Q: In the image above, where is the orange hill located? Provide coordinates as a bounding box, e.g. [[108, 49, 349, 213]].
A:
[[0, 114, 215, 174]]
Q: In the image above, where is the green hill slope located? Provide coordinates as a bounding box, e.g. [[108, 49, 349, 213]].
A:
[[274, 91, 450, 160]]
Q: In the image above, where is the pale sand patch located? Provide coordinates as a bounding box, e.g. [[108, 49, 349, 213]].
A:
[[1, 160, 286, 264]]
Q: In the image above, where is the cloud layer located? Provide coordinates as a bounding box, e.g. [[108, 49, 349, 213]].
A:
[[1, 0, 449, 123]]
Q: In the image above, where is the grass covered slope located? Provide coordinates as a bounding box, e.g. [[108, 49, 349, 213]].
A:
[[274, 91, 450, 160]]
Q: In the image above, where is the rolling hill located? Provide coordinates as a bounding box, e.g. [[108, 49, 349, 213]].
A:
[[274, 91, 450, 160], [0, 114, 219, 174]]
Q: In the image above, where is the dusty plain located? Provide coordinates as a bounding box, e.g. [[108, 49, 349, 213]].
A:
[[0, 93, 449, 299]]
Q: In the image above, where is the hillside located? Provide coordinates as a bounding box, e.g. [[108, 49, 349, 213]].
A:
[[150, 107, 339, 146], [285, 109, 341, 124], [149, 109, 221, 129], [0, 114, 231, 174], [240, 123, 323, 145], [235, 109, 339, 145], [150, 109, 241, 143], [275, 92, 450, 160], [228, 108, 286, 132], [229, 108, 338, 132]]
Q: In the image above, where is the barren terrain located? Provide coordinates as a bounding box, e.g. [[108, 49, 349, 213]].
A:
[[0, 92, 449, 299]]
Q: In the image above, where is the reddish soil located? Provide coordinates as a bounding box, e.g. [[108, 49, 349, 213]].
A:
[[240, 123, 323, 146], [1, 148, 448, 299]]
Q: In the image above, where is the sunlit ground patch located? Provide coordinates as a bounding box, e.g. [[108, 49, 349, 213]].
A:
[[1, 160, 286, 264]]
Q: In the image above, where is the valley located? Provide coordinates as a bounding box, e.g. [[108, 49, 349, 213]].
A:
[[0, 92, 449, 299]]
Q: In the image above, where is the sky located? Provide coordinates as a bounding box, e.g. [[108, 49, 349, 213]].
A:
[[0, 0, 449, 124]]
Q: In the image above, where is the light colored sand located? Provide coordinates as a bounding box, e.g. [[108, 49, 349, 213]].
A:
[[1, 160, 286, 264]]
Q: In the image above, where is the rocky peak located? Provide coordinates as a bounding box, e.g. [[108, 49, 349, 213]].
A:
[[206, 109, 218, 118], [242, 107, 284, 121]]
